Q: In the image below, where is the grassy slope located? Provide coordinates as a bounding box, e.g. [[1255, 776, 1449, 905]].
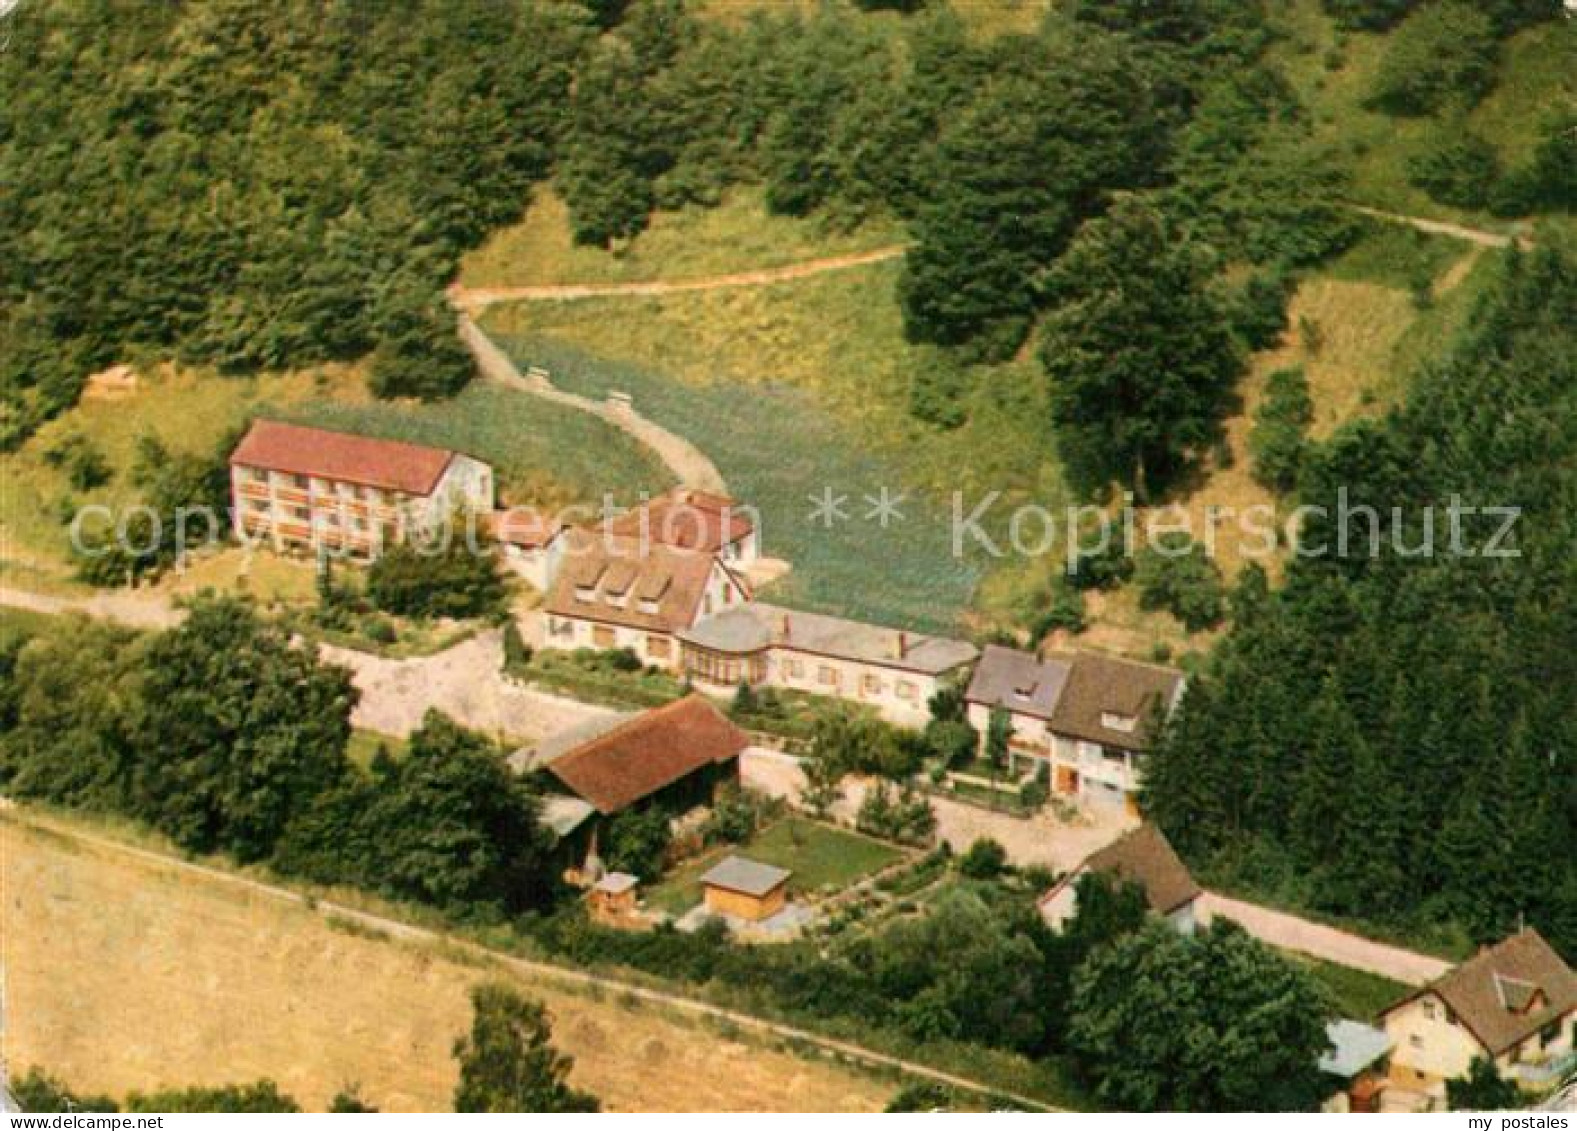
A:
[[460, 186, 905, 287], [0, 364, 670, 590], [1270, 0, 1574, 224]]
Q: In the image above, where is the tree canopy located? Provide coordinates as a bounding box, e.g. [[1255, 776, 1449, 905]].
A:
[[453, 983, 600, 1113]]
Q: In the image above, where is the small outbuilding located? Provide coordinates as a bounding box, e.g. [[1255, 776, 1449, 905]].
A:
[[588, 871, 640, 921], [700, 856, 792, 923]]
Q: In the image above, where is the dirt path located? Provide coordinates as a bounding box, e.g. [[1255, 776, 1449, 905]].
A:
[[321, 628, 614, 742], [0, 805, 1059, 1113], [449, 245, 908, 312], [457, 315, 727, 494], [1346, 204, 1533, 250], [1198, 892, 1451, 987]]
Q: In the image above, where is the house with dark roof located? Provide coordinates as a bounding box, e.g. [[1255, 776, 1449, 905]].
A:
[[1038, 823, 1202, 935], [1380, 929, 1577, 1108], [229, 419, 493, 558], [538, 695, 746, 819], [965, 645, 1184, 813], [541, 531, 751, 670], [701, 856, 792, 922], [677, 602, 978, 727]]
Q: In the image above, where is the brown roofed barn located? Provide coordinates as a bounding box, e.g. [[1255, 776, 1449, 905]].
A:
[[544, 695, 746, 815], [1039, 823, 1202, 935]]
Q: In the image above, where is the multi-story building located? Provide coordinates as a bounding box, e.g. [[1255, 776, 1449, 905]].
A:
[[229, 419, 493, 558], [964, 644, 1184, 813]]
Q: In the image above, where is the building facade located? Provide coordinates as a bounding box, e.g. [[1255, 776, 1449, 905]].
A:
[[229, 419, 492, 558], [965, 645, 1184, 813]]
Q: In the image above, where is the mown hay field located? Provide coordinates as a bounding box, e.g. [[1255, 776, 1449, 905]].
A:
[[0, 814, 892, 1113]]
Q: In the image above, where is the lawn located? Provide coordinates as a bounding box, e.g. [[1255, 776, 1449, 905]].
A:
[[1298, 956, 1410, 1023], [460, 186, 904, 289], [0, 812, 891, 1112], [346, 728, 408, 768], [481, 260, 1061, 633], [646, 817, 906, 917]]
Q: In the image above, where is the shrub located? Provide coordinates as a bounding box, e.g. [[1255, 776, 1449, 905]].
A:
[[1066, 518, 1135, 591], [958, 837, 1008, 879], [367, 542, 506, 620], [1031, 586, 1087, 642], [1248, 366, 1313, 494], [856, 782, 937, 846], [502, 620, 531, 671], [923, 718, 978, 769], [44, 433, 112, 490], [1135, 533, 1226, 631], [1407, 130, 1502, 210], [1369, 3, 1498, 116], [602, 806, 672, 880]]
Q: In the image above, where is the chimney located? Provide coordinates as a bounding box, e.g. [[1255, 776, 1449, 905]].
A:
[[781, 614, 791, 641], [896, 631, 908, 659]]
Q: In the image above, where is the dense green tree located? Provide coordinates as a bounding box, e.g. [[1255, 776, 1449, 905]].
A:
[[1135, 534, 1227, 632], [1408, 128, 1503, 210], [1446, 1058, 1522, 1111], [366, 540, 506, 621], [1146, 251, 1577, 958], [453, 983, 600, 1113], [1370, 3, 1499, 116], [1041, 196, 1243, 498], [9, 1069, 120, 1113], [1069, 920, 1333, 1111], [128, 596, 355, 860], [602, 805, 673, 880]]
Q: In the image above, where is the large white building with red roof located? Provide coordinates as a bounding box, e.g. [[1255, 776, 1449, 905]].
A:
[[229, 419, 493, 557]]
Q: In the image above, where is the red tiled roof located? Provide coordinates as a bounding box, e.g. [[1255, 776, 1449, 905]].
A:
[[608, 488, 754, 554], [230, 419, 456, 496], [545, 695, 746, 814]]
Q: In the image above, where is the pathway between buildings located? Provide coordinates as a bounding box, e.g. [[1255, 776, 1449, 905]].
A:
[[448, 245, 908, 311], [0, 806, 1060, 1113], [456, 314, 727, 494], [742, 748, 1453, 987], [1197, 892, 1452, 987]]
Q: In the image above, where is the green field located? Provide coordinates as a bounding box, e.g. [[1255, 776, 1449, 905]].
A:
[[646, 817, 906, 917], [482, 260, 1062, 632]]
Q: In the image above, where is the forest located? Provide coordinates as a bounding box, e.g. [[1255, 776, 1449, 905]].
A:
[[1145, 250, 1577, 962]]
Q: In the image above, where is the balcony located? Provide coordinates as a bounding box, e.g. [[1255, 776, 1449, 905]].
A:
[[1511, 1049, 1575, 1087], [236, 481, 271, 501]]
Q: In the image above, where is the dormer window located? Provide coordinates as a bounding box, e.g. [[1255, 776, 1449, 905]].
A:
[[1013, 681, 1037, 702], [1101, 711, 1138, 733], [574, 585, 596, 603], [638, 598, 660, 615]]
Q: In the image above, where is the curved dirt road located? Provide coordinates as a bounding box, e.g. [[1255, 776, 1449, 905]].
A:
[[449, 245, 907, 311], [1346, 204, 1533, 250], [457, 314, 727, 494]]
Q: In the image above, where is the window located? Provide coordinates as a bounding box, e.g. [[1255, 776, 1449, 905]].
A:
[[593, 626, 615, 648], [1422, 1001, 1436, 1021], [897, 680, 918, 701], [817, 665, 839, 688], [1540, 1020, 1561, 1045], [647, 635, 671, 660], [861, 673, 883, 696], [1409, 1035, 1424, 1050], [782, 657, 803, 679], [290, 474, 308, 490]]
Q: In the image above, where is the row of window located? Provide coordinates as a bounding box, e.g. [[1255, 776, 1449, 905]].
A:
[[239, 467, 405, 506]]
